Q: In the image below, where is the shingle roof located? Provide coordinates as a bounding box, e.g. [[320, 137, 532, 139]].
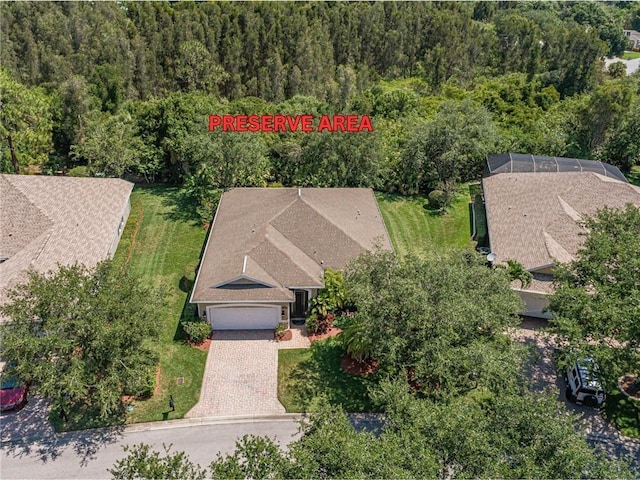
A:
[[191, 188, 393, 303], [483, 172, 640, 272], [0, 174, 133, 308]]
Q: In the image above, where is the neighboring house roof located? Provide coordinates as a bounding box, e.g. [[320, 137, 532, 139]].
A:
[[0, 174, 134, 308], [191, 188, 393, 304], [483, 171, 640, 273]]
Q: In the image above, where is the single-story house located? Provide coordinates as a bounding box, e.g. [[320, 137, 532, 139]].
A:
[[623, 30, 640, 50], [0, 174, 134, 315], [482, 153, 640, 318], [190, 188, 393, 330]]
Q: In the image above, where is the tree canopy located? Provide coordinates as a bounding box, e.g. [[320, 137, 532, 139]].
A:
[[0, 261, 162, 420], [343, 249, 524, 399], [549, 204, 640, 380], [0, 68, 53, 172]]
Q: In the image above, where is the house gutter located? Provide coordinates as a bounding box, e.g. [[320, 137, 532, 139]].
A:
[[481, 177, 494, 256], [189, 192, 225, 305]]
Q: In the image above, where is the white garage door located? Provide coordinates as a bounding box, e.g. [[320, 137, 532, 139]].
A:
[[207, 305, 280, 330]]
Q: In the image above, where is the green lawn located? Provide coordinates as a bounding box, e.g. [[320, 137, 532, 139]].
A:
[[278, 337, 377, 413], [375, 186, 474, 257], [604, 390, 640, 438], [621, 51, 640, 60], [113, 187, 208, 424]]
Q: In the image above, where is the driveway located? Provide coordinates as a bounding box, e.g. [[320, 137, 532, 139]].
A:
[[604, 56, 640, 75], [186, 326, 310, 418], [512, 318, 640, 471], [1, 396, 55, 444]]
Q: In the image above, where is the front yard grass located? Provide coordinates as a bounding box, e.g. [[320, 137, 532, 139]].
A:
[[375, 185, 473, 257], [604, 390, 640, 438], [114, 187, 207, 424], [621, 51, 640, 60], [278, 337, 377, 413]]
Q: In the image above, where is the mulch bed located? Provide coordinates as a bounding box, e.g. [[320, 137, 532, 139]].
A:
[[185, 332, 212, 351], [341, 354, 379, 376], [308, 326, 342, 344], [275, 330, 293, 342], [187, 337, 211, 351], [619, 375, 640, 401]]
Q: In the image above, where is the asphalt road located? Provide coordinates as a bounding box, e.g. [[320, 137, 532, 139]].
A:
[[0, 419, 301, 479]]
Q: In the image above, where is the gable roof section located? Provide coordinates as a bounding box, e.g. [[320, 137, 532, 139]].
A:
[[0, 174, 133, 306], [483, 171, 640, 271], [191, 188, 392, 303]]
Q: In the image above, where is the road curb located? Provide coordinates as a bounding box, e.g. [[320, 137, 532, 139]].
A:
[[122, 413, 306, 433], [1, 413, 305, 447]]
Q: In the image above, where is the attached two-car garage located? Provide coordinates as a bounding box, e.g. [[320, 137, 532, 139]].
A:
[[206, 304, 281, 330]]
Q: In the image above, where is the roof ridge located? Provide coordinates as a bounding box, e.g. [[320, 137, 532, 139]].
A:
[[262, 224, 323, 285], [0, 175, 54, 257], [1, 175, 53, 222], [242, 255, 282, 287], [272, 196, 365, 255], [294, 194, 370, 250]]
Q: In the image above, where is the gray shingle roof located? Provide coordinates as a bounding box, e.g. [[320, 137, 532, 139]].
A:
[[191, 188, 393, 303], [483, 172, 640, 272], [0, 174, 133, 308]]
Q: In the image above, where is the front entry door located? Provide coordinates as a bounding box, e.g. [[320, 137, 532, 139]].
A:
[[292, 290, 308, 318]]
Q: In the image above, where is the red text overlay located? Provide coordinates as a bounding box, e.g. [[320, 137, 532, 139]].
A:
[[208, 114, 373, 133]]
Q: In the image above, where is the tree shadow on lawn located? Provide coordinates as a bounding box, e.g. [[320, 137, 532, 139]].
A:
[[158, 186, 204, 226], [288, 339, 378, 413]]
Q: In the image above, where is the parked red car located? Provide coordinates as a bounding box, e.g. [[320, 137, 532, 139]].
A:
[[0, 363, 28, 412]]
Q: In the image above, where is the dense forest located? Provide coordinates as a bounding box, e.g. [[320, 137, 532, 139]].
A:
[[2, 1, 640, 219]]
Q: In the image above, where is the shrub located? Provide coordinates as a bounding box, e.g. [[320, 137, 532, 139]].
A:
[[305, 315, 319, 334], [306, 313, 335, 335], [275, 322, 287, 339], [68, 165, 90, 177], [307, 268, 352, 318], [181, 320, 212, 344], [124, 355, 157, 399], [428, 189, 445, 209]]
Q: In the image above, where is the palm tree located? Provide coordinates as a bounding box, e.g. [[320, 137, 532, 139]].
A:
[[502, 259, 533, 289], [340, 314, 375, 362]]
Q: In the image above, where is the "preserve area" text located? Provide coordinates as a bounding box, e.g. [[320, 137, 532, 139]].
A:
[[208, 114, 373, 133]]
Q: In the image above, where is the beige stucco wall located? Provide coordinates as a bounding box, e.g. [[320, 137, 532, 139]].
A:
[[518, 290, 553, 319], [108, 198, 131, 258]]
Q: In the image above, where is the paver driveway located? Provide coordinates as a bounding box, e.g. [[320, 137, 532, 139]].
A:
[[512, 317, 640, 471], [186, 327, 309, 418]]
